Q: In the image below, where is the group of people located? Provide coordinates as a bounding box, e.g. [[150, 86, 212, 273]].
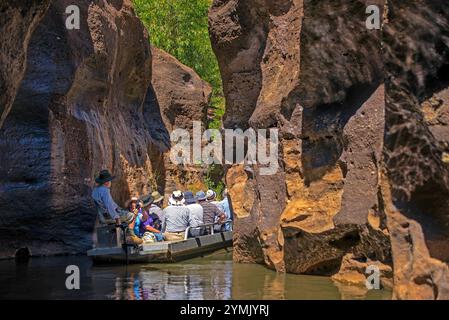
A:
[[91, 170, 232, 245]]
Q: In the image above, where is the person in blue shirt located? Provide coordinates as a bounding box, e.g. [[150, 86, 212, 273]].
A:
[[218, 189, 232, 231], [135, 194, 164, 242], [92, 170, 141, 244]]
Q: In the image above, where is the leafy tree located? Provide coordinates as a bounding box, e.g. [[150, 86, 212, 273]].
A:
[[133, 0, 225, 194], [133, 0, 224, 127]]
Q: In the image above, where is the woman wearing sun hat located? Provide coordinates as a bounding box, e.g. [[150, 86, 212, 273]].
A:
[[148, 190, 165, 227]]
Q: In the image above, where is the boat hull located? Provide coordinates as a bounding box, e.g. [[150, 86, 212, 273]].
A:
[[87, 231, 233, 264]]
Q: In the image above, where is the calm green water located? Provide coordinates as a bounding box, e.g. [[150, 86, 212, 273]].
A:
[[0, 251, 391, 300]]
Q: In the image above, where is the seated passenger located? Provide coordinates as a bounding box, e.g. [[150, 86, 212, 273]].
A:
[[92, 170, 141, 245], [135, 194, 163, 242], [161, 191, 193, 241], [149, 191, 164, 230], [196, 191, 225, 234], [218, 189, 232, 231], [184, 191, 203, 237], [206, 189, 225, 232], [126, 196, 139, 214]]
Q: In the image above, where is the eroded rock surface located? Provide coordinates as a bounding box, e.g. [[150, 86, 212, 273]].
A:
[[331, 253, 393, 289], [210, 0, 449, 298], [210, 0, 389, 274], [0, 0, 210, 257], [0, 0, 51, 129], [151, 47, 212, 199], [382, 0, 449, 299]]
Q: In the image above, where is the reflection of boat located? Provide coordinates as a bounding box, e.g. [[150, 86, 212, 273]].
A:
[[87, 223, 233, 264]]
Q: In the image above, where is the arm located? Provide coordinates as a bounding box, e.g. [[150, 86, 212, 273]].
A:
[[102, 188, 120, 221], [187, 208, 196, 228], [161, 211, 166, 233], [214, 205, 226, 223], [220, 200, 231, 220], [128, 211, 140, 229], [145, 225, 161, 233]]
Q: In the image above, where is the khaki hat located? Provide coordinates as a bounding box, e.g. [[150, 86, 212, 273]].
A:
[[151, 191, 164, 203], [122, 211, 135, 224]]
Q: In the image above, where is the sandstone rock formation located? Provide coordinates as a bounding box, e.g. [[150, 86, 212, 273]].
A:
[[331, 253, 393, 289], [0, 0, 51, 129], [382, 0, 449, 300], [151, 46, 212, 199], [2, 0, 449, 300], [0, 0, 210, 258], [210, 0, 449, 299]]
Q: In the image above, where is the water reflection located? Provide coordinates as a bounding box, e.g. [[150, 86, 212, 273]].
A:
[[0, 252, 391, 300], [105, 252, 233, 300]]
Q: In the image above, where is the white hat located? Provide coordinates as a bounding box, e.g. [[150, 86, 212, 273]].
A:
[[169, 190, 185, 206], [168, 197, 185, 206], [206, 189, 216, 200]]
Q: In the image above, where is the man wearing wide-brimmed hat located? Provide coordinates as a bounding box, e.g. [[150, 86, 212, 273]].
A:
[[149, 190, 165, 224], [91, 170, 142, 244], [161, 190, 193, 241], [197, 190, 225, 234], [184, 191, 203, 237]]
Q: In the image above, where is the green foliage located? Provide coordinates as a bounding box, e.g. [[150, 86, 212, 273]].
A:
[[205, 163, 225, 201], [133, 0, 226, 196], [132, 0, 224, 124]]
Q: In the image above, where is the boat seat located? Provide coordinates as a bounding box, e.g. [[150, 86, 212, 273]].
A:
[[95, 224, 123, 248]]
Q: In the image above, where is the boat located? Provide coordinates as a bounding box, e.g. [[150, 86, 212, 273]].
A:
[[87, 222, 233, 264]]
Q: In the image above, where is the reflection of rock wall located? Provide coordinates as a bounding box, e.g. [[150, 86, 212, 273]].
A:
[[210, 0, 449, 298], [0, 0, 209, 258]]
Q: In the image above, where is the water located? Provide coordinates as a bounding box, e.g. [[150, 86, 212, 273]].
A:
[[0, 251, 391, 300]]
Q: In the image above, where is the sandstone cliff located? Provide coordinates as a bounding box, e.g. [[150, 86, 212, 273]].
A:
[[2, 0, 449, 300], [209, 0, 449, 299], [151, 46, 212, 199], [0, 0, 210, 257]]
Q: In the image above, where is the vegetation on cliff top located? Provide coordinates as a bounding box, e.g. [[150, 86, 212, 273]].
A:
[[133, 0, 224, 128], [133, 0, 225, 197]]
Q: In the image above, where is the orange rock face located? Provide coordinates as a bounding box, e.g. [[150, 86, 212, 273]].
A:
[[210, 0, 449, 298]]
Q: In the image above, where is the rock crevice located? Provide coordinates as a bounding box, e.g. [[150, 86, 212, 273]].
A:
[[210, 0, 449, 299]]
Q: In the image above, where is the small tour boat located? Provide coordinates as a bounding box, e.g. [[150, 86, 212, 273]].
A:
[[87, 222, 233, 264]]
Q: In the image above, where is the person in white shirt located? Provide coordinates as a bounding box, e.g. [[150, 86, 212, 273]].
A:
[[184, 191, 203, 237]]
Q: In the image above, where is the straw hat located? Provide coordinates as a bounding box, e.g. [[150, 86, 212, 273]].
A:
[[125, 196, 139, 208], [206, 189, 216, 201], [151, 191, 164, 203]]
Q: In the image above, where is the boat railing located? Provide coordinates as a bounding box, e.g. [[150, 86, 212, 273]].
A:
[[184, 220, 233, 240]]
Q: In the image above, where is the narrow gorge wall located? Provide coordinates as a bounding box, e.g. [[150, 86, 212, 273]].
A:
[[0, 0, 210, 257], [2, 0, 449, 300], [151, 46, 212, 199], [209, 0, 449, 299]]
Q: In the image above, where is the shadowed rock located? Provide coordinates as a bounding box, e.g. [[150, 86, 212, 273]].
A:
[[0, 0, 210, 257], [210, 0, 449, 299], [151, 46, 212, 199]]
